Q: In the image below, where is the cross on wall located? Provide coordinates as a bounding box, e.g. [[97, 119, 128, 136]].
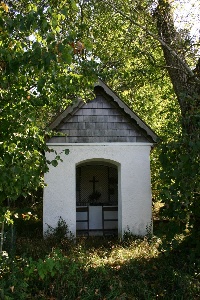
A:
[[89, 176, 99, 193]]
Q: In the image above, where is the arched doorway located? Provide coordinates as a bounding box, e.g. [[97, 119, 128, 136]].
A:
[[76, 161, 118, 236]]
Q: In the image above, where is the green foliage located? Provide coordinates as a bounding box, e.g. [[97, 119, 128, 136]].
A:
[[0, 209, 14, 255], [0, 0, 199, 257], [81, 0, 182, 207], [0, 232, 200, 300], [0, 0, 97, 204], [81, 0, 200, 253], [44, 217, 74, 251], [158, 132, 200, 246]]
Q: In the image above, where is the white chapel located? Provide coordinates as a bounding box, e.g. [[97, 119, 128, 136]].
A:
[[43, 79, 157, 237]]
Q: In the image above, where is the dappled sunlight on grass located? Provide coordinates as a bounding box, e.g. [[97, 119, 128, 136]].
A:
[[67, 235, 200, 299], [1, 220, 200, 299], [78, 238, 161, 270]]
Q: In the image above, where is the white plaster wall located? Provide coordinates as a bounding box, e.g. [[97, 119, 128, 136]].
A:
[[43, 143, 153, 237]]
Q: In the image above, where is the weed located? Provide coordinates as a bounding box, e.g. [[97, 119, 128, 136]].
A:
[[122, 227, 143, 247], [44, 217, 74, 251], [1, 218, 200, 300]]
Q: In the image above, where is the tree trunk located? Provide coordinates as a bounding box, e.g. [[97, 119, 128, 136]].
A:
[[155, 0, 200, 242], [155, 0, 200, 135]]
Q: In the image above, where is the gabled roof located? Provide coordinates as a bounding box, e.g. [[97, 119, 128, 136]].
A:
[[48, 79, 158, 143]]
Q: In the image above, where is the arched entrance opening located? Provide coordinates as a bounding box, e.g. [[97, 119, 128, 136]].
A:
[[76, 160, 118, 236]]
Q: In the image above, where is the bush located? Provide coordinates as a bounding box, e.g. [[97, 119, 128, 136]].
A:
[[44, 217, 74, 251]]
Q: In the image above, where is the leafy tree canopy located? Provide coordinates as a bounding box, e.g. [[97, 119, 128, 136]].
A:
[[0, 0, 97, 202]]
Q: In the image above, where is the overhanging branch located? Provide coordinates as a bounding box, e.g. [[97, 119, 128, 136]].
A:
[[103, 0, 200, 85]]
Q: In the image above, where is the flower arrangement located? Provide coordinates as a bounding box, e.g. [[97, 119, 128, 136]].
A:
[[88, 190, 101, 202]]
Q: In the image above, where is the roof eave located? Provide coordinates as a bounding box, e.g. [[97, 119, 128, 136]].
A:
[[49, 98, 84, 130], [95, 79, 158, 143]]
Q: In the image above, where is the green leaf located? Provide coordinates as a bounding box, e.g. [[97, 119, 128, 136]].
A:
[[41, 17, 48, 28], [64, 149, 69, 155], [83, 38, 93, 51], [61, 48, 72, 64], [37, 78, 45, 92], [70, 0, 78, 10], [61, 7, 68, 17], [51, 160, 58, 167]]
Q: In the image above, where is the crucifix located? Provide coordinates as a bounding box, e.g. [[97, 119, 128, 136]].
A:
[[89, 176, 99, 192]]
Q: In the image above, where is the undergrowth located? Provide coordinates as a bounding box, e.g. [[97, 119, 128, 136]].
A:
[[0, 219, 200, 300]]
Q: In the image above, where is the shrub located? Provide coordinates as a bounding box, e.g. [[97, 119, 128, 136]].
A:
[[44, 217, 74, 251]]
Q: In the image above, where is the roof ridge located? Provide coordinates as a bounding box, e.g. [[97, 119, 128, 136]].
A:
[[48, 80, 158, 143]]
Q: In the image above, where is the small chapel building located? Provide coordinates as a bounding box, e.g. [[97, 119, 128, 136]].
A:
[[43, 79, 157, 237]]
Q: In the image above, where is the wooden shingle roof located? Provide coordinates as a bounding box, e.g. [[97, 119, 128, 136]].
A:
[[48, 79, 158, 143]]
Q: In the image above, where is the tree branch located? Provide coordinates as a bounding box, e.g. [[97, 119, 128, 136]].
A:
[[102, 0, 200, 85]]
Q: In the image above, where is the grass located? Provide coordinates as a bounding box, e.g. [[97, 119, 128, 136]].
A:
[[0, 219, 200, 300]]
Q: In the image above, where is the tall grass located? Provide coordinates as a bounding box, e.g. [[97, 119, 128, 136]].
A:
[[0, 220, 200, 299]]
